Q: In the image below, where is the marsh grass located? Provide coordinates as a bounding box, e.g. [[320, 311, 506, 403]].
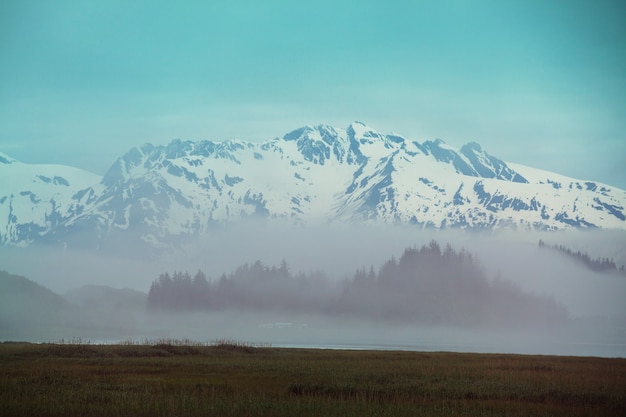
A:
[[1, 342, 625, 416]]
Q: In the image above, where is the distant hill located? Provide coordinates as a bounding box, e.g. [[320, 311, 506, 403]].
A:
[[0, 271, 147, 342], [0, 270, 80, 340], [64, 285, 147, 313]]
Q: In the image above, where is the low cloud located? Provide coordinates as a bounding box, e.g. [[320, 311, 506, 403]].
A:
[[1, 221, 625, 356]]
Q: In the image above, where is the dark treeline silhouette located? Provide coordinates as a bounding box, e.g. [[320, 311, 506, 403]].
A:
[[538, 240, 625, 274], [147, 260, 334, 313], [148, 241, 568, 328], [335, 241, 567, 327]]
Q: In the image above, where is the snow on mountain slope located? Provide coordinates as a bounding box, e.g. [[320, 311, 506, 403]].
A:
[[0, 152, 101, 246], [1, 122, 625, 255], [505, 162, 626, 229]]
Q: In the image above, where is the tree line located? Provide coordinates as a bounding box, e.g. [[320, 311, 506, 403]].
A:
[[148, 260, 333, 314], [148, 241, 568, 328], [538, 240, 625, 274]]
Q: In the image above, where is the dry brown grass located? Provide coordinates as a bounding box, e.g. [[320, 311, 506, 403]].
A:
[[1, 341, 625, 416]]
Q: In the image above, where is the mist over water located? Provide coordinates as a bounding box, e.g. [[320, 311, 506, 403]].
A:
[[141, 311, 626, 358], [1, 221, 625, 357]]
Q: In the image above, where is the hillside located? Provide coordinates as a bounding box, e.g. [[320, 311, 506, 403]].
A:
[[0, 270, 79, 339]]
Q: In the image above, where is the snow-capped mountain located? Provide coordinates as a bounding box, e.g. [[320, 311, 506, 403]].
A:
[[0, 152, 101, 247], [1, 122, 625, 255]]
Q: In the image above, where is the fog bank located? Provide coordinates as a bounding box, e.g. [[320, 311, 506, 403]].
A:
[[1, 222, 625, 356], [3, 222, 623, 319]]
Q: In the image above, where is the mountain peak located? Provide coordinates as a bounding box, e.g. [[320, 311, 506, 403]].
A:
[[346, 121, 378, 138], [348, 120, 369, 130], [459, 142, 528, 183], [461, 141, 483, 152], [2, 122, 625, 255], [283, 126, 313, 141], [426, 138, 453, 149]]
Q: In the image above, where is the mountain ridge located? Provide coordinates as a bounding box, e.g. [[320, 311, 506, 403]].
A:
[[1, 122, 625, 255]]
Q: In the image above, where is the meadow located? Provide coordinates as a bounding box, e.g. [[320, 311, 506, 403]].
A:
[[1, 340, 625, 416]]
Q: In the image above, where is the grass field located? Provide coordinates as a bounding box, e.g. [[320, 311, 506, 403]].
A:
[[1, 340, 625, 416]]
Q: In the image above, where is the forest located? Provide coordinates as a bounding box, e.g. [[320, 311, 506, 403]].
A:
[[538, 240, 625, 274], [147, 241, 568, 328]]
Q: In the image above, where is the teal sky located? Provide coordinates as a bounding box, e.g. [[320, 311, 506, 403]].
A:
[[1, 0, 625, 188]]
